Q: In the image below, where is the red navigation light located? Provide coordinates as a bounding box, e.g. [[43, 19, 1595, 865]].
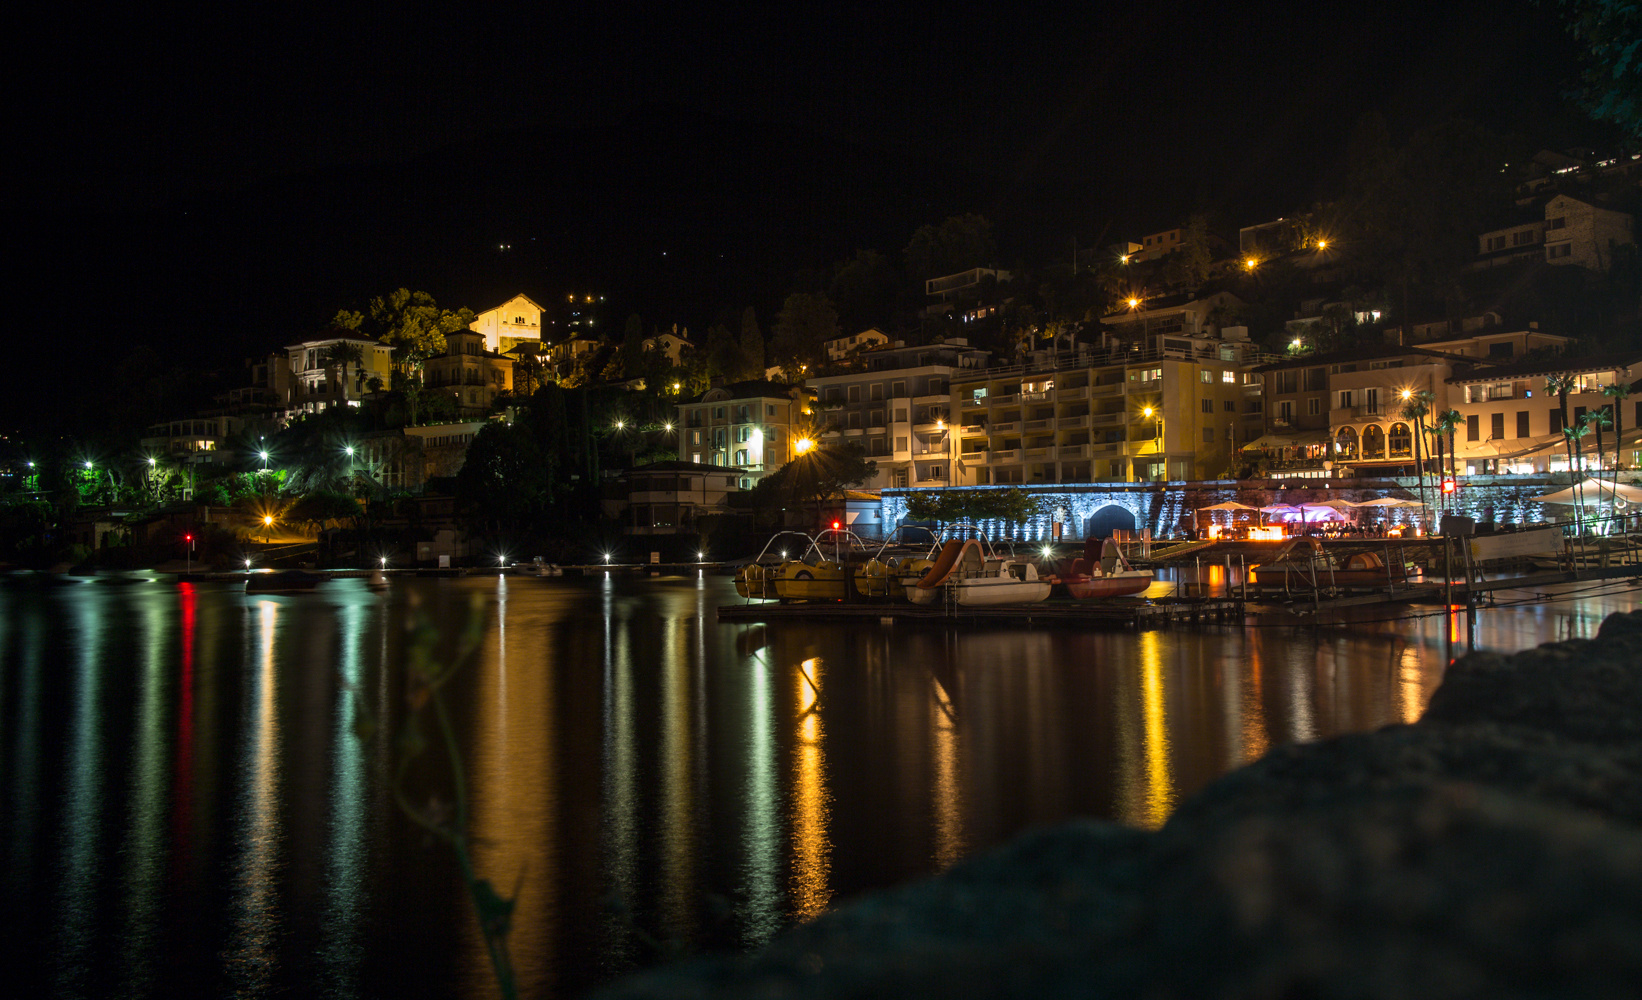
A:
[[832, 520, 841, 530], [184, 533, 193, 542], [1440, 478, 1457, 494]]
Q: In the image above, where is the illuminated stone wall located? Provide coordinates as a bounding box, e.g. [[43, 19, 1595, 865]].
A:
[[877, 476, 1601, 540]]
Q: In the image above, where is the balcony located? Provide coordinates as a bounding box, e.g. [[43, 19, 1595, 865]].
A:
[[988, 393, 1020, 406], [1059, 414, 1090, 429], [1057, 386, 1089, 401], [1021, 390, 1051, 402], [1090, 383, 1123, 398], [1329, 405, 1388, 423], [1024, 446, 1052, 460], [988, 449, 1019, 463], [989, 420, 1020, 433], [1024, 418, 1053, 430], [1059, 443, 1088, 459], [1091, 412, 1123, 426]]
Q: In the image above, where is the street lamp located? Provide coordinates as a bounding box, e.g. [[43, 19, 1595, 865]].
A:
[[259, 449, 269, 472], [1142, 405, 1163, 481]]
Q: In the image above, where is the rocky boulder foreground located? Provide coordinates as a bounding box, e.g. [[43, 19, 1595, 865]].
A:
[[595, 610, 1642, 1000]]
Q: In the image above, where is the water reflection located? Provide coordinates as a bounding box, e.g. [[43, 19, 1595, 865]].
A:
[[226, 600, 283, 993], [600, 574, 639, 965], [58, 587, 107, 996], [120, 586, 170, 994], [323, 598, 369, 996], [3, 573, 1622, 999], [740, 634, 781, 946], [790, 656, 830, 919]]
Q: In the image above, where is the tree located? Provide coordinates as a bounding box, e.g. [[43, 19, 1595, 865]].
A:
[[904, 488, 1044, 529], [740, 306, 765, 379], [829, 249, 902, 332], [701, 323, 743, 384], [323, 340, 365, 399], [904, 214, 996, 283], [770, 293, 839, 380], [1604, 380, 1632, 497], [358, 289, 474, 382], [1554, 0, 1642, 138], [1546, 373, 1579, 485], [1564, 421, 1593, 529], [454, 421, 552, 548], [1399, 390, 1435, 520], [1583, 406, 1614, 528], [748, 442, 876, 525]]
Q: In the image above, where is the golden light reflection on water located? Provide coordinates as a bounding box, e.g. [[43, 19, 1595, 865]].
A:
[[468, 580, 563, 997], [790, 656, 831, 919], [226, 600, 282, 994], [928, 672, 965, 870], [1137, 630, 1175, 829], [1241, 639, 1270, 763], [658, 616, 696, 937]]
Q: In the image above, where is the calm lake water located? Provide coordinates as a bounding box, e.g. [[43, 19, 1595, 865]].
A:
[[1, 570, 1635, 998]]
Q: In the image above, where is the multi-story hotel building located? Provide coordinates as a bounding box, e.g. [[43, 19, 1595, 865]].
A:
[[1448, 351, 1642, 475], [676, 380, 811, 490], [950, 327, 1269, 484], [806, 339, 991, 489], [1256, 326, 1572, 477]]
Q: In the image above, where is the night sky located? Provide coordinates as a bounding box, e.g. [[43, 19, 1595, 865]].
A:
[[4, 1, 1606, 433]]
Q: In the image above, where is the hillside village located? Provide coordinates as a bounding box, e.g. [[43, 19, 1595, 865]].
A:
[[6, 145, 1642, 568]]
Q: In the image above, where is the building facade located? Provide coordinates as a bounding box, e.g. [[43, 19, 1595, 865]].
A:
[[677, 381, 810, 490], [806, 340, 991, 489], [424, 330, 514, 418], [468, 293, 545, 354], [951, 329, 1268, 485]]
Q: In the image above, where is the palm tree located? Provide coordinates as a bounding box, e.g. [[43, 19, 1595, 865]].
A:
[[1603, 381, 1632, 500], [1546, 373, 1578, 485], [1563, 422, 1592, 530], [323, 341, 365, 402], [1582, 407, 1614, 530], [1431, 407, 1464, 517], [1399, 389, 1434, 523]]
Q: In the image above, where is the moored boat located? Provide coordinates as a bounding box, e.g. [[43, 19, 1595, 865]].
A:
[[1250, 537, 1420, 589], [1056, 537, 1154, 599], [906, 537, 1051, 606]]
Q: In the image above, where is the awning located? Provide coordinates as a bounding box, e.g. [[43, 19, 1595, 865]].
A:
[[1531, 478, 1642, 504], [1240, 433, 1302, 452]]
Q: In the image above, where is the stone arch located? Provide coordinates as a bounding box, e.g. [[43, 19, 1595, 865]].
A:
[[1085, 503, 1137, 539], [1388, 422, 1412, 458], [1362, 424, 1386, 459], [1334, 426, 1359, 460]]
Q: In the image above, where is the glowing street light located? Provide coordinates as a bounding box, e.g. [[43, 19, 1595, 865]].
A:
[[794, 437, 815, 455], [259, 449, 269, 471], [1316, 239, 1329, 250], [1243, 257, 1259, 270], [1126, 297, 1141, 309]]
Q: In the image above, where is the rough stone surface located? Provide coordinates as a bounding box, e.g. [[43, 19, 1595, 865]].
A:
[[593, 609, 1642, 1000]]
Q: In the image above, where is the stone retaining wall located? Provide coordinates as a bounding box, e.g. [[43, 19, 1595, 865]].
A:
[[596, 610, 1642, 999]]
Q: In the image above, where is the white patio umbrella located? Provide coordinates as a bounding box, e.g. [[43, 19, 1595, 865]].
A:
[[1531, 477, 1642, 505]]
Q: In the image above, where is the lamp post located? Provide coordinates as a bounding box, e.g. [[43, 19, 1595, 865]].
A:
[[1142, 405, 1164, 482]]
